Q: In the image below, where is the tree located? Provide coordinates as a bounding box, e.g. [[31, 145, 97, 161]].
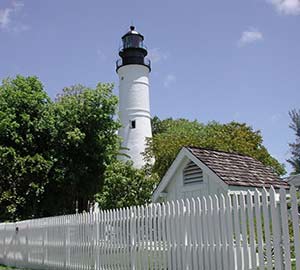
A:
[[145, 117, 285, 178], [40, 84, 120, 216], [0, 76, 55, 221], [0, 77, 120, 220], [95, 160, 158, 209], [287, 109, 300, 174]]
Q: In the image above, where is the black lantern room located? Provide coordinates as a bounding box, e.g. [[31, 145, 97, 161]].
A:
[[116, 26, 151, 71]]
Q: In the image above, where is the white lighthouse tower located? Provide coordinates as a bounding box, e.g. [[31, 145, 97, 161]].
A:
[[116, 26, 152, 168]]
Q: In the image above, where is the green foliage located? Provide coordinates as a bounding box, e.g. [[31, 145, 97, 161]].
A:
[[0, 76, 120, 220], [41, 84, 120, 216], [0, 265, 17, 269], [287, 109, 300, 174], [95, 160, 158, 209], [145, 117, 286, 178], [0, 76, 55, 221]]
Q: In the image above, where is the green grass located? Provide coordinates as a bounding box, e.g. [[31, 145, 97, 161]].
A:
[[0, 265, 21, 270]]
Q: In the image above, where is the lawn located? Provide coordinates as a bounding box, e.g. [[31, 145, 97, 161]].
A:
[[0, 265, 24, 270]]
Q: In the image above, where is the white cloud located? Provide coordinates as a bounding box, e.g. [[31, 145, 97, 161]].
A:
[[148, 48, 169, 63], [163, 74, 176, 88], [267, 0, 300, 15], [12, 23, 30, 33], [96, 49, 106, 61], [271, 113, 282, 123], [238, 28, 263, 47], [233, 112, 241, 119], [12, 0, 24, 10], [0, 1, 28, 32], [0, 8, 12, 30]]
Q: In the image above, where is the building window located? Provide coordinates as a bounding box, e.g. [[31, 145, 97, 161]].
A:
[[130, 120, 136, 129], [183, 161, 203, 184]]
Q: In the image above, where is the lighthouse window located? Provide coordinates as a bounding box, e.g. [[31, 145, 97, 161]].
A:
[[130, 120, 136, 129]]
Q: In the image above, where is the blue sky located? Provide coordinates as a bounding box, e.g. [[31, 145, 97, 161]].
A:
[[0, 0, 299, 174]]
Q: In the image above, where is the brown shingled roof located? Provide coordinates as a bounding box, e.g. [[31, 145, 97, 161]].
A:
[[186, 147, 289, 189]]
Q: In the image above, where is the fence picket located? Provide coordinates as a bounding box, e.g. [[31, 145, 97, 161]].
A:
[[270, 187, 283, 270], [207, 196, 216, 270], [232, 193, 242, 270], [157, 203, 163, 270], [196, 197, 204, 270], [219, 194, 228, 270], [184, 199, 191, 270], [225, 194, 235, 270], [175, 200, 182, 270], [213, 195, 222, 270], [279, 188, 292, 270], [190, 198, 198, 270], [170, 201, 177, 270], [239, 193, 249, 270], [254, 189, 265, 270], [161, 203, 167, 270], [165, 202, 172, 270], [148, 204, 154, 270], [139, 205, 145, 270], [262, 188, 273, 270], [179, 200, 186, 270], [246, 191, 257, 270], [200, 196, 209, 270]]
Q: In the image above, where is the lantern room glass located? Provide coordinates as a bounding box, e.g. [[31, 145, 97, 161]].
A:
[[123, 35, 144, 49]]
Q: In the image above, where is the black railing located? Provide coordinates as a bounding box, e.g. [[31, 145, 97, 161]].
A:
[[116, 58, 151, 70]]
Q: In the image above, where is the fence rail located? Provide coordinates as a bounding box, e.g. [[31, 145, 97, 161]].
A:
[[0, 186, 299, 270]]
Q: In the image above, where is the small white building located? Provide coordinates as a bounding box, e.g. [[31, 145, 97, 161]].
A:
[[152, 146, 289, 202]]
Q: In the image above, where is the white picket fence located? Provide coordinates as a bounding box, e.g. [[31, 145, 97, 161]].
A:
[[0, 186, 299, 270]]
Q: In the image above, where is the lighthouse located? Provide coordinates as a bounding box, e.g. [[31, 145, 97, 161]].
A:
[[116, 26, 153, 168]]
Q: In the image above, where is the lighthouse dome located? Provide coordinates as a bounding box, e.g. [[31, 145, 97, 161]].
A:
[[122, 26, 144, 40]]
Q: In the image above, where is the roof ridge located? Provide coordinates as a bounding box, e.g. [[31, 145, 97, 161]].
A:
[[185, 145, 253, 158]]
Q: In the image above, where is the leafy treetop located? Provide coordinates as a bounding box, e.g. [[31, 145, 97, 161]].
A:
[[287, 109, 300, 174], [95, 160, 158, 209], [0, 76, 120, 221], [145, 116, 286, 178]]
